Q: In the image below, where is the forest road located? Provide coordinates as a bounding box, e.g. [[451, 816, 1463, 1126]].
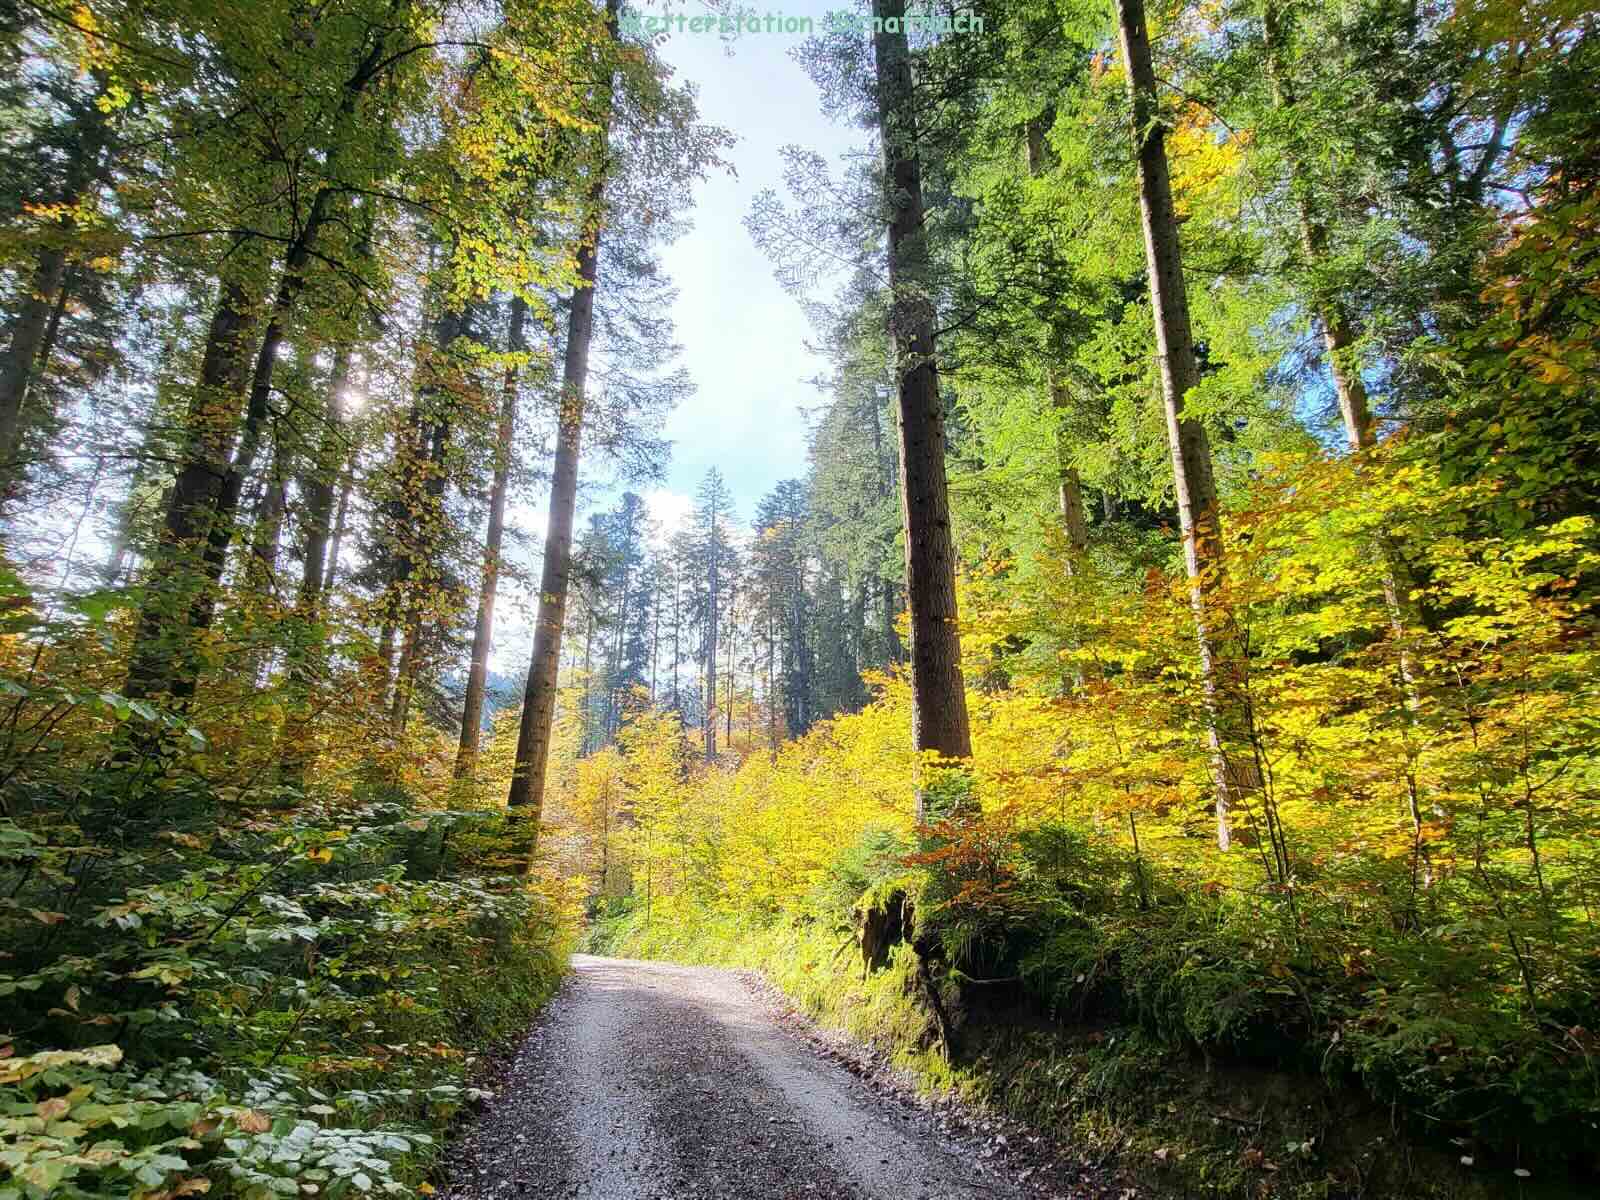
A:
[[439, 954, 1057, 1200]]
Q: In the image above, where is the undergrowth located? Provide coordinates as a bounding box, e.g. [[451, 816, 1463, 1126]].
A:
[[2, 771, 574, 1200], [586, 820, 1597, 1200]]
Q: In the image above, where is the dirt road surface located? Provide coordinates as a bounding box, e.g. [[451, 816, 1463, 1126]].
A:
[[440, 954, 1077, 1199]]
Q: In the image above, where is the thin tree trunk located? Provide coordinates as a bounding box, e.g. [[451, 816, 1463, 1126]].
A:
[[127, 185, 342, 703], [1260, 3, 1374, 450], [671, 566, 681, 711], [456, 297, 527, 779], [767, 606, 777, 759], [1025, 115, 1091, 554], [297, 350, 352, 614], [243, 426, 292, 686], [649, 572, 660, 704], [724, 582, 735, 747], [507, 0, 617, 827], [1115, 0, 1262, 850], [0, 248, 67, 485], [705, 537, 719, 760], [0, 97, 108, 505], [324, 454, 355, 595], [873, 0, 972, 817], [248, 437, 291, 595], [391, 403, 454, 734], [277, 348, 355, 784], [1052, 381, 1091, 554]]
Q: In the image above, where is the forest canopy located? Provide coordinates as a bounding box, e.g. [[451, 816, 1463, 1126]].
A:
[[1, 0, 1597, 1196]]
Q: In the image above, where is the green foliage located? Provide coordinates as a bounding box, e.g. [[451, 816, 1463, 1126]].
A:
[[0, 796, 572, 1200]]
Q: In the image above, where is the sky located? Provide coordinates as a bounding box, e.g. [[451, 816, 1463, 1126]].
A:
[[491, 4, 867, 669], [624, 3, 866, 533]]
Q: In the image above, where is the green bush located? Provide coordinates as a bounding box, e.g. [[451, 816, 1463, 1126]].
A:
[[0, 795, 571, 1200]]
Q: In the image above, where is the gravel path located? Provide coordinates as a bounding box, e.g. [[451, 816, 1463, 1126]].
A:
[[440, 954, 1090, 1200]]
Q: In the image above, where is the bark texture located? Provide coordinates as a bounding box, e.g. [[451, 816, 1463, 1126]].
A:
[[1115, 0, 1261, 849], [508, 205, 607, 815], [873, 0, 972, 820], [506, 0, 620, 829]]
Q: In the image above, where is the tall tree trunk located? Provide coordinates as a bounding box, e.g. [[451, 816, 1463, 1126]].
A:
[[580, 612, 595, 754], [1052, 380, 1091, 554], [278, 348, 352, 786], [507, 0, 617, 824], [1025, 114, 1092, 554], [324, 453, 355, 594], [873, 0, 972, 817], [248, 437, 291, 594], [297, 350, 352, 614], [671, 567, 681, 711], [126, 186, 343, 703], [649, 574, 660, 704], [124, 276, 254, 703], [0, 247, 67, 490], [866, 384, 903, 664], [456, 298, 528, 779], [1115, 0, 1261, 850], [767, 605, 777, 758], [724, 582, 735, 747], [391, 388, 456, 735], [1260, 3, 1373, 450], [0, 99, 107, 506], [704, 537, 719, 760]]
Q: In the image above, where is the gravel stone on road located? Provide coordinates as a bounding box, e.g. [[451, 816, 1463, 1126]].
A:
[[440, 954, 1081, 1199]]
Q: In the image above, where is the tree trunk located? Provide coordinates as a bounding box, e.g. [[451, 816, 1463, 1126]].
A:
[[767, 606, 778, 758], [1025, 115, 1091, 554], [1260, 3, 1374, 450], [324, 453, 355, 594], [671, 566, 681, 711], [867, 383, 903, 664], [126, 185, 343, 703], [0, 247, 67, 488], [457, 297, 527, 779], [123, 19, 398, 706], [296, 349, 352, 614], [124, 276, 254, 702], [391, 398, 455, 735], [724, 582, 735, 747], [247, 436, 291, 596], [0, 99, 108, 506], [1116, 0, 1261, 850], [1262, 0, 1422, 706], [649, 572, 660, 704], [873, 0, 972, 817], [705, 536, 719, 760], [507, 71, 615, 823], [277, 348, 352, 786]]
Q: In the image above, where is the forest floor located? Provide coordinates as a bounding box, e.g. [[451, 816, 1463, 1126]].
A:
[[438, 955, 1133, 1199]]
